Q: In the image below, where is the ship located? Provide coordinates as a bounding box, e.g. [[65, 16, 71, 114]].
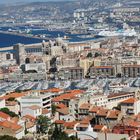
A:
[[98, 28, 137, 37]]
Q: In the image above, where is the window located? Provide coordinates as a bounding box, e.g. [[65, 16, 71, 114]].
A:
[[6, 54, 11, 60]]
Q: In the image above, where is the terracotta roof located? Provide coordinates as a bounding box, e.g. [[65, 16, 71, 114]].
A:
[[128, 121, 140, 127], [42, 108, 50, 114], [41, 88, 63, 93], [76, 123, 89, 128], [57, 107, 69, 115], [79, 103, 92, 110], [134, 113, 140, 121], [107, 110, 120, 119], [0, 121, 22, 131], [121, 98, 137, 104], [10, 117, 19, 123], [79, 116, 93, 125], [52, 90, 84, 102], [56, 103, 67, 109], [96, 109, 109, 117], [89, 106, 102, 113], [64, 129, 77, 134], [55, 120, 65, 124], [27, 105, 41, 110], [26, 122, 35, 129], [64, 121, 78, 129], [67, 89, 84, 94], [93, 125, 104, 130], [0, 92, 26, 100], [23, 115, 36, 121], [0, 112, 10, 120]]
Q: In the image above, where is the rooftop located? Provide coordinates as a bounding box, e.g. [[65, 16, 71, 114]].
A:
[[57, 107, 69, 115], [27, 105, 41, 110], [0, 112, 10, 120], [121, 98, 137, 104], [79, 103, 92, 110], [0, 120, 22, 131]]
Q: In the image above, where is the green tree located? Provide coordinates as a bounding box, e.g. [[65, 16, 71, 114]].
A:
[[0, 108, 18, 117], [94, 52, 101, 58], [0, 135, 17, 140], [87, 52, 93, 58], [37, 115, 51, 134], [51, 104, 57, 116], [7, 97, 15, 101], [51, 124, 79, 140]]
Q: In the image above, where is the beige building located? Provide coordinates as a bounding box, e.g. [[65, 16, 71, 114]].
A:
[[80, 58, 93, 76], [93, 58, 101, 66], [122, 65, 140, 77], [0, 121, 24, 139], [59, 67, 84, 80], [69, 94, 89, 119], [89, 66, 115, 78], [120, 98, 140, 115], [6, 101, 20, 115]]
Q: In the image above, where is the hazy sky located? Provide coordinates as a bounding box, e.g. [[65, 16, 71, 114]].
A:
[[0, 0, 72, 4]]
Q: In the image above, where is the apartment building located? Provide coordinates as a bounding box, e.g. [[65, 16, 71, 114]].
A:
[[59, 67, 84, 80], [89, 66, 115, 78], [107, 92, 134, 109], [120, 98, 140, 115], [21, 105, 42, 117], [20, 88, 63, 112], [122, 65, 140, 77]]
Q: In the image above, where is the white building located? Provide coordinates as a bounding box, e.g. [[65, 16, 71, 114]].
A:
[[0, 99, 5, 109], [20, 91, 52, 112], [20, 88, 63, 113], [89, 94, 108, 107], [120, 98, 140, 115], [25, 63, 46, 73], [21, 105, 42, 118]]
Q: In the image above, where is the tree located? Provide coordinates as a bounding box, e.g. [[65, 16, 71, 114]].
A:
[[116, 73, 122, 78], [37, 115, 51, 134], [94, 52, 101, 58], [87, 52, 93, 58], [0, 135, 17, 140], [51, 104, 57, 116], [51, 124, 79, 140], [7, 97, 15, 101], [0, 108, 18, 117]]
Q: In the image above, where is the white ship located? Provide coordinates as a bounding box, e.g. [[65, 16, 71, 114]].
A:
[[98, 28, 137, 37]]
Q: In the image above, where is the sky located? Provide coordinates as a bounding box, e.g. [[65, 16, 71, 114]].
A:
[[0, 0, 73, 4]]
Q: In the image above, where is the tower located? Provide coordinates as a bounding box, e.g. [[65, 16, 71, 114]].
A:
[[13, 43, 26, 65], [42, 40, 51, 55]]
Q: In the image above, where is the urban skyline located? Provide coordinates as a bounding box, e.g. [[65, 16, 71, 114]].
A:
[[0, 0, 139, 139]]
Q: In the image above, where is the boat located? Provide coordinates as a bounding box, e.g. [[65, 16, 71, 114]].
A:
[[98, 28, 137, 37]]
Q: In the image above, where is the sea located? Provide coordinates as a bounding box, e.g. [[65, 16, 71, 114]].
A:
[[0, 26, 103, 48]]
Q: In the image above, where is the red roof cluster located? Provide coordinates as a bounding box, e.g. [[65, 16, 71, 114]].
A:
[[0, 121, 22, 131], [0, 111, 10, 120], [52, 90, 84, 102]]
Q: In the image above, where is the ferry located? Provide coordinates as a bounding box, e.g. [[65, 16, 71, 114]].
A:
[[98, 28, 137, 37]]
